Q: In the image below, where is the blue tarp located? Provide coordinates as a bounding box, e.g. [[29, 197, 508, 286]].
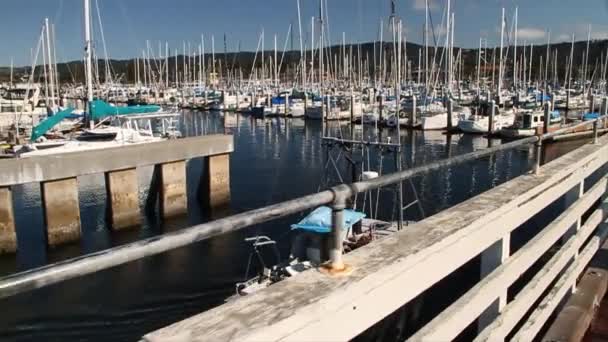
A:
[[30, 107, 75, 142], [583, 112, 600, 121], [90, 100, 160, 121], [535, 94, 552, 101], [291, 206, 366, 234], [271, 97, 287, 105]]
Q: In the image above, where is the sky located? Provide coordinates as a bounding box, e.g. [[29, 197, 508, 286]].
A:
[[2, 0, 608, 66]]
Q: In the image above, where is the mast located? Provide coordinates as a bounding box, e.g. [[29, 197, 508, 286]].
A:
[[513, 7, 518, 90], [84, 0, 94, 107], [202, 34, 206, 87], [425, 0, 429, 87], [498, 8, 504, 103], [296, 0, 305, 88], [584, 25, 591, 93], [544, 31, 551, 88], [45, 18, 56, 109], [9, 58, 13, 88], [477, 38, 481, 89]]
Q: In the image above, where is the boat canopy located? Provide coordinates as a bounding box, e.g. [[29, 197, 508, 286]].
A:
[[291, 206, 366, 234], [30, 107, 75, 142], [90, 99, 160, 121]]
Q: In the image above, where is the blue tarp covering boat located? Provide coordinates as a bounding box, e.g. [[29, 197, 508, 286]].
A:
[[30, 107, 75, 142], [291, 206, 366, 234], [583, 112, 600, 121], [90, 99, 160, 121]]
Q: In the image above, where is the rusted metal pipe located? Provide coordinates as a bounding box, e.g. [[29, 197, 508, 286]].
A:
[[329, 184, 353, 271]]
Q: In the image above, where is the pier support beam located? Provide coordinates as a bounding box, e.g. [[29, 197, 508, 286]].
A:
[[159, 161, 187, 218], [105, 169, 140, 229], [42, 178, 81, 247], [202, 154, 231, 209], [0, 187, 16, 253]]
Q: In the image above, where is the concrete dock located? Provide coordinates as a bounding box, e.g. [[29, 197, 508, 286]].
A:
[[0, 134, 233, 252]]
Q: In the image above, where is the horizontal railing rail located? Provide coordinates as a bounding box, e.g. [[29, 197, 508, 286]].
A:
[[0, 116, 605, 310]]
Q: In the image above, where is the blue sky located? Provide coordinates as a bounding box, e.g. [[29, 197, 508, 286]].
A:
[[2, 0, 608, 66]]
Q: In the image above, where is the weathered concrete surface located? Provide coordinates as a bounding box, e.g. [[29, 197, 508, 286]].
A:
[[159, 161, 187, 218], [0, 134, 234, 186], [204, 154, 231, 209], [105, 169, 140, 229], [143, 135, 608, 342], [0, 187, 16, 254], [42, 178, 81, 246]]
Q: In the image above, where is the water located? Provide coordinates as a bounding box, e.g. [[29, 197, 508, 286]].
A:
[[0, 111, 588, 341]]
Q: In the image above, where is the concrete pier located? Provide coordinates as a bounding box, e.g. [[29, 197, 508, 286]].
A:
[[0, 187, 16, 253], [159, 161, 187, 218], [0, 134, 234, 252], [203, 154, 231, 209], [105, 169, 140, 229], [41, 178, 81, 247]]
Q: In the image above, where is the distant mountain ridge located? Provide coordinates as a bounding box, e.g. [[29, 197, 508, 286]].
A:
[[1, 39, 607, 84]]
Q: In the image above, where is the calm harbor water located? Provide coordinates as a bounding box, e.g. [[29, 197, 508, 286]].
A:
[[0, 111, 589, 341]]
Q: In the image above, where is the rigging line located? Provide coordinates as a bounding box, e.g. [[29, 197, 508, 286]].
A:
[[94, 0, 113, 83]]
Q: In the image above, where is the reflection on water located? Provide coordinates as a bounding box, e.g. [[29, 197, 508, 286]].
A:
[[0, 111, 582, 341]]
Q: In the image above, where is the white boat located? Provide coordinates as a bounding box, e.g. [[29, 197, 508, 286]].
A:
[[18, 127, 164, 157], [420, 105, 471, 130], [458, 111, 516, 134], [289, 101, 306, 118], [499, 109, 562, 138]]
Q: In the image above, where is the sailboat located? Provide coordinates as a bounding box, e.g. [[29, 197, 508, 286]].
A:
[[15, 0, 179, 157]]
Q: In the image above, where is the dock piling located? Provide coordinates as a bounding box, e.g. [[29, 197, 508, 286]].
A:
[[488, 100, 496, 135], [42, 178, 81, 247], [105, 169, 141, 229], [543, 103, 550, 134], [159, 161, 188, 218], [0, 187, 16, 253], [203, 154, 231, 209]]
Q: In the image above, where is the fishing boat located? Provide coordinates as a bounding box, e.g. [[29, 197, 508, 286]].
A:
[[499, 109, 562, 138]]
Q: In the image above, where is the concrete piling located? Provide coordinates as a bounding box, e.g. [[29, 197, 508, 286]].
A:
[[159, 161, 188, 218], [0, 187, 16, 253], [41, 178, 81, 247], [105, 168, 141, 229], [203, 154, 231, 209]]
